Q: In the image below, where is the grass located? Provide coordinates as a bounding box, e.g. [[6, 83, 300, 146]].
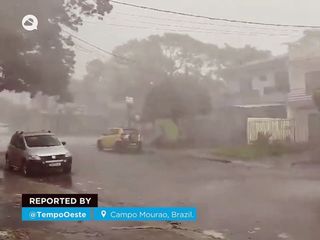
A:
[[213, 142, 310, 160]]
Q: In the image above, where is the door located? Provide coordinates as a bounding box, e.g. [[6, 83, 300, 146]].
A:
[[308, 113, 320, 144], [101, 129, 122, 148], [15, 136, 26, 169], [7, 134, 19, 167]]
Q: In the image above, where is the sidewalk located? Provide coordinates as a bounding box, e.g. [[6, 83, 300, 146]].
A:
[[181, 148, 319, 169], [0, 168, 221, 240]]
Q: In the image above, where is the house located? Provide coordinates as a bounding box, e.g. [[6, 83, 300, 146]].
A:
[[187, 56, 291, 145], [287, 32, 320, 143], [219, 55, 290, 118]]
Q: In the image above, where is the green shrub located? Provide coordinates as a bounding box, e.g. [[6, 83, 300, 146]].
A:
[[253, 132, 272, 146]]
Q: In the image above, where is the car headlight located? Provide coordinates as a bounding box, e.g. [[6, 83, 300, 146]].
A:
[[65, 152, 72, 158], [29, 155, 41, 160]]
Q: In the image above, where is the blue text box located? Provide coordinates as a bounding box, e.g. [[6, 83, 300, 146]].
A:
[[93, 207, 197, 221], [22, 207, 91, 221]]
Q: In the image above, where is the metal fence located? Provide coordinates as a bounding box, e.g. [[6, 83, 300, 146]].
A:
[[247, 118, 296, 144]]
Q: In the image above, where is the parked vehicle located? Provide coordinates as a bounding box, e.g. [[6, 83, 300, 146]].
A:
[[97, 128, 142, 152], [5, 131, 72, 176]]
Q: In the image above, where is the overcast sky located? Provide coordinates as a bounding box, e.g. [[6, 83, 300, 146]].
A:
[[73, 0, 319, 78]]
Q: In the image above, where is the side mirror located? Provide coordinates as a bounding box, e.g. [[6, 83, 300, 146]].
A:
[[62, 141, 66, 146]]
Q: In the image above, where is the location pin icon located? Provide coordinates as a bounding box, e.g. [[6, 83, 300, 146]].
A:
[[101, 210, 107, 218]]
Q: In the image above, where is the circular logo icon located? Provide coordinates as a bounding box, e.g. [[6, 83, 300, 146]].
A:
[[22, 15, 38, 31], [29, 211, 36, 219]]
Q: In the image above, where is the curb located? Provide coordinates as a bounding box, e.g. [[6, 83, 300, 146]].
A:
[[186, 152, 272, 168], [186, 153, 233, 164]]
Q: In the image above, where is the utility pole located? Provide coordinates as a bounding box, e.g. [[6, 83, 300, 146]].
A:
[[125, 96, 134, 128]]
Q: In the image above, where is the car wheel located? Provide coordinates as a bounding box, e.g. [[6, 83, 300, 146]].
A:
[[4, 155, 13, 171], [22, 161, 32, 177], [63, 165, 72, 174], [97, 140, 103, 151], [136, 143, 143, 153]]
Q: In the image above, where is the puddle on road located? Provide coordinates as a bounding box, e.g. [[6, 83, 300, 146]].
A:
[[35, 174, 73, 189]]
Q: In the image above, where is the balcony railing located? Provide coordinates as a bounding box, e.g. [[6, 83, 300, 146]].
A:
[[288, 88, 312, 103]]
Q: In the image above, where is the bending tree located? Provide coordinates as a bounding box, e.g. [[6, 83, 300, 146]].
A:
[[0, 0, 112, 101]]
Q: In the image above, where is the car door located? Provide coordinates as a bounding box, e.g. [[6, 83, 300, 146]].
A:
[[101, 130, 112, 148], [7, 134, 16, 166], [102, 129, 121, 148], [8, 134, 23, 166], [15, 136, 26, 169], [109, 129, 122, 147]]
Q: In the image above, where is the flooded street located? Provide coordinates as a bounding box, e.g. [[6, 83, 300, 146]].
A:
[[1, 137, 320, 239], [2, 1, 320, 239]]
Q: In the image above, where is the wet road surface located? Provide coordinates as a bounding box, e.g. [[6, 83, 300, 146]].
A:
[[1, 136, 320, 240]]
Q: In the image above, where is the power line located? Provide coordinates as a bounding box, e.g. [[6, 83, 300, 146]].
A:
[[83, 12, 302, 37], [88, 16, 297, 36], [62, 29, 133, 62], [74, 42, 110, 58], [85, 21, 299, 38], [110, 0, 320, 29], [111, 11, 300, 33]]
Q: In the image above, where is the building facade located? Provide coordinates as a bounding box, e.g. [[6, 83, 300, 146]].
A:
[[287, 33, 320, 143], [221, 56, 290, 107], [221, 32, 320, 143]]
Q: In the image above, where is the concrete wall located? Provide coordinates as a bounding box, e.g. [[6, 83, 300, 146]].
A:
[[178, 105, 287, 146], [288, 60, 320, 92], [287, 106, 318, 142], [227, 70, 288, 105], [287, 42, 320, 143]]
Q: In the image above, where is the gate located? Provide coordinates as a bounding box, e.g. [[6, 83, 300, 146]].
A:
[[247, 118, 296, 144]]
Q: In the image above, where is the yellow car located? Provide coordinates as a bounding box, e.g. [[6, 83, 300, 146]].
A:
[[97, 128, 142, 152]]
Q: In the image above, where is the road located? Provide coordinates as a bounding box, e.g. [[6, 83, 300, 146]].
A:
[[1, 136, 320, 240]]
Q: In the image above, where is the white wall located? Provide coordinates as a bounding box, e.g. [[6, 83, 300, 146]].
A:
[[288, 65, 307, 91], [288, 60, 320, 92], [287, 106, 318, 142], [252, 72, 275, 96], [228, 71, 285, 100], [287, 49, 320, 143]]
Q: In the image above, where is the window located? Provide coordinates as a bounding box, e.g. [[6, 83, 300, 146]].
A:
[[25, 135, 61, 148], [10, 134, 18, 146], [274, 71, 290, 92], [123, 129, 139, 134], [10, 134, 25, 149], [305, 71, 320, 94], [16, 137, 25, 149], [104, 129, 121, 135]]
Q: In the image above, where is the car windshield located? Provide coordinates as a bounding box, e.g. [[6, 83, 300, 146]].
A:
[[25, 135, 61, 148], [107, 129, 121, 135], [123, 129, 139, 135]]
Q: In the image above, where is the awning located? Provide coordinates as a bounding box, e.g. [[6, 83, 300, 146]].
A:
[[232, 103, 285, 108]]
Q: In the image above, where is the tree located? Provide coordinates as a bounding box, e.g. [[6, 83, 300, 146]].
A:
[[216, 44, 271, 68], [70, 59, 111, 114], [142, 75, 212, 122], [80, 33, 271, 119], [111, 34, 265, 99], [0, 0, 112, 101]]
